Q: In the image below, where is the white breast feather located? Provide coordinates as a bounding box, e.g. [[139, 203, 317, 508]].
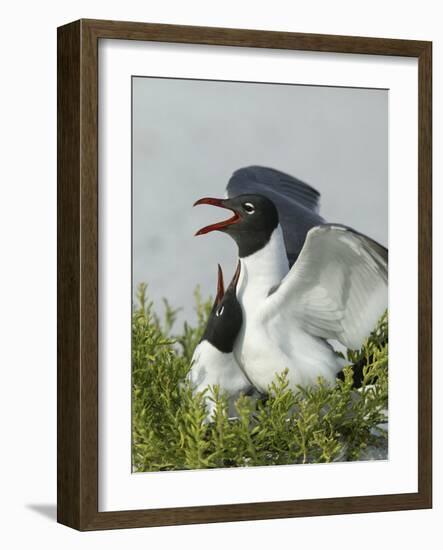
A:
[[190, 340, 251, 419], [234, 224, 387, 393]]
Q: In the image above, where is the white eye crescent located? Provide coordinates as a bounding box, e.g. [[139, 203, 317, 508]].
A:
[[243, 202, 255, 214], [216, 305, 224, 317]]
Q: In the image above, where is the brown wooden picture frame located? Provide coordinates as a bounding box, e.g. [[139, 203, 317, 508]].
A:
[[57, 18, 432, 531]]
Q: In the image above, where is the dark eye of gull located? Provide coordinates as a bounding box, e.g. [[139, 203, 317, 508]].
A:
[[243, 202, 255, 214]]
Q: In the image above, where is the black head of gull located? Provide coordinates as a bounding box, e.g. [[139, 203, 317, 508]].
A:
[[190, 261, 252, 421], [201, 261, 242, 353], [194, 194, 279, 258]]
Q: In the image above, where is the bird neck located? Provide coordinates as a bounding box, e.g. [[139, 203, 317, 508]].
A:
[[238, 225, 289, 301]]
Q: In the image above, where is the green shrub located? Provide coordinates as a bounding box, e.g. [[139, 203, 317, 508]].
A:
[[132, 284, 388, 472]]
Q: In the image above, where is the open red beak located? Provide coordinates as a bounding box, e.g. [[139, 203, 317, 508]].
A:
[[215, 264, 225, 306], [229, 260, 241, 292], [193, 197, 241, 236]]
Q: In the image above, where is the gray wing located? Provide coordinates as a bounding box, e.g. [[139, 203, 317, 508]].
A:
[[265, 224, 388, 350], [227, 166, 324, 266]]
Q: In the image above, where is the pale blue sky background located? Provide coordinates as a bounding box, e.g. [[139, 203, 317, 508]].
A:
[[132, 77, 388, 324]]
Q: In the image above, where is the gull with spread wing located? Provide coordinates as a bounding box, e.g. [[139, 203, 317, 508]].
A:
[[194, 168, 388, 393]]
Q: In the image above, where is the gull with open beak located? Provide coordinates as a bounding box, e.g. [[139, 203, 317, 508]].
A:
[[194, 167, 388, 394], [189, 262, 252, 420]]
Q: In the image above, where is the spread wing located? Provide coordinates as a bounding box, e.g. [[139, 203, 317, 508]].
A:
[[227, 166, 324, 266], [265, 224, 388, 350]]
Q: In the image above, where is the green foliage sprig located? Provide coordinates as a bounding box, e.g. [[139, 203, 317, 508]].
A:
[[132, 286, 388, 472]]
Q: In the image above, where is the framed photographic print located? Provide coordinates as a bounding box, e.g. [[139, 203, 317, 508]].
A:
[[57, 19, 432, 530]]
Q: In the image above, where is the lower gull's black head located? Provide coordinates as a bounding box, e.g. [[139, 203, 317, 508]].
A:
[[202, 262, 242, 353], [193, 194, 279, 258]]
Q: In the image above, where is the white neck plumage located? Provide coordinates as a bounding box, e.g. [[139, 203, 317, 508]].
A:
[[237, 225, 289, 303]]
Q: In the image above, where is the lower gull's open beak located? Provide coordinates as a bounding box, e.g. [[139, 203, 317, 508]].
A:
[[193, 197, 241, 236], [229, 260, 241, 292], [215, 264, 225, 306]]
